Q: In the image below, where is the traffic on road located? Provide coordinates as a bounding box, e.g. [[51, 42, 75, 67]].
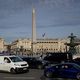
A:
[[0, 53, 80, 80], [0, 69, 76, 80]]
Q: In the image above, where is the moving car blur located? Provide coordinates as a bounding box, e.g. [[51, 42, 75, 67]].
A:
[[21, 56, 49, 69], [44, 63, 80, 80]]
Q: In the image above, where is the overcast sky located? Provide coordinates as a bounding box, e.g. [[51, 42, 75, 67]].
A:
[[0, 0, 80, 42]]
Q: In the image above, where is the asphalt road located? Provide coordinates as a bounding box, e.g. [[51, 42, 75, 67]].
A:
[[0, 69, 76, 80]]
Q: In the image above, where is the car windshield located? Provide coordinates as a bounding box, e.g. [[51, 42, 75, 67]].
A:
[[10, 56, 23, 62]]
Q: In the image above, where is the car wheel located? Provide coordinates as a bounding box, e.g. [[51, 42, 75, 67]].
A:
[[10, 68, 16, 74], [76, 73, 80, 80], [37, 65, 42, 69], [45, 71, 53, 78]]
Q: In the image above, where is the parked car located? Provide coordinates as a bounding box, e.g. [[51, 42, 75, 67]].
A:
[[21, 56, 49, 69], [44, 63, 80, 80], [0, 55, 29, 73]]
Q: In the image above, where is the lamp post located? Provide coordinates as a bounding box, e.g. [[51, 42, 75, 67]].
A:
[[41, 33, 45, 57], [20, 46, 24, 55]]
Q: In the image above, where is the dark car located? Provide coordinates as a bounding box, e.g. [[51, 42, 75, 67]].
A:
[[44, 63, 80, 80], [21, 57, 49, 69], [43, 52, 72, 64]]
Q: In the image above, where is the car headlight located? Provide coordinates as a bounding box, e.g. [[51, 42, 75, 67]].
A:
[[14, 64, 21, 66]]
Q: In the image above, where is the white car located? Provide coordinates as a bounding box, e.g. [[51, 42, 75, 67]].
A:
[[0, 55, 29, 73]]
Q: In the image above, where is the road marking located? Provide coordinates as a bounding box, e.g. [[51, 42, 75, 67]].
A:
[[4, 77, 35, 80]]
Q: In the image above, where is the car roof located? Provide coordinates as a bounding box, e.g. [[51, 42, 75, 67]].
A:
[[0, 55, 19, 58], [55, 62, 79, 66]]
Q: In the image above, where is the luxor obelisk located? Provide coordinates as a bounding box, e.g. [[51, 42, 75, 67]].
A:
[[32, 7, 36, 53]]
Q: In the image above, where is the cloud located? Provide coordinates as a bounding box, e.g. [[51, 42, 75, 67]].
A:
[[0, 0, 33, 19], [0, 0, 80, 42], [38, 23, 80, 29], [40, 0, 80, 9], [0, 0, 80, 19]]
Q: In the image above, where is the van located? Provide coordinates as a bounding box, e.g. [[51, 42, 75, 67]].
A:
[[0, 55, 29, 73]]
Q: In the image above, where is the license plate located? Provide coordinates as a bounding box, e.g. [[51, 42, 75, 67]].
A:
[[23, 68, 27, 70]]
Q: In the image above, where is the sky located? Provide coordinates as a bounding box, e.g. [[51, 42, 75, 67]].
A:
[[0, 0, 80, 43]]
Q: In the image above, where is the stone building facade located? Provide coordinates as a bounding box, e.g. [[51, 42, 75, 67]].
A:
[[10, 38, 73, 55], [36, 39, 69, 53], [0, 38, 5, 52], [0, 37, 79, 55], [11, 39, 31, 54]]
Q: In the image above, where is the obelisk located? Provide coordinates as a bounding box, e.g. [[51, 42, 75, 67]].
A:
[[32, 7, 36, 53]]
